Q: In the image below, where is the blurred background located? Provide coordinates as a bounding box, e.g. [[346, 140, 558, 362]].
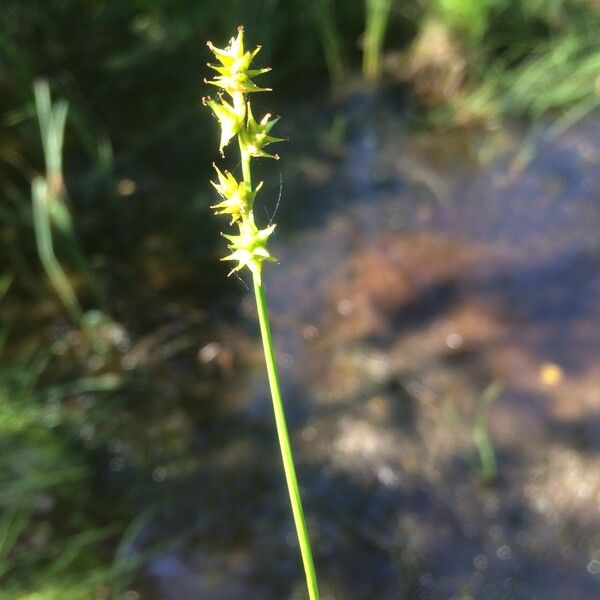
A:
[[1, 1, 600, 598]]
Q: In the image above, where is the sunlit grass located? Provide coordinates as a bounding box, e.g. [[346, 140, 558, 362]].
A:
[[363, 0, 393, 83]]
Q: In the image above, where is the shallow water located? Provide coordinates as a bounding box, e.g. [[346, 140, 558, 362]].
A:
[[134, 94, 600, 599]]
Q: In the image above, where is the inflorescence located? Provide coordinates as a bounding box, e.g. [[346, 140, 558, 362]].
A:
[[204, 27, 282, 282]]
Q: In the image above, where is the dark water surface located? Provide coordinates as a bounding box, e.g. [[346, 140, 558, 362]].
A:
[[136, 96, 600, 599]]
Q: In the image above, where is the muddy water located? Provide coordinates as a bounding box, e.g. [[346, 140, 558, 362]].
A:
[[141, 96, 600, 599]]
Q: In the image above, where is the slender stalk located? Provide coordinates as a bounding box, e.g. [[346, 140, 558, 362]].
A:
[[252, 276, 320, 600], [239, 141, 253, 189]]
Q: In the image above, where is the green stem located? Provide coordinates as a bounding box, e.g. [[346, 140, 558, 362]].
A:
[[252, 275, 320, 600], [240, 144, 252, 188], [239, 142, 255, 224]]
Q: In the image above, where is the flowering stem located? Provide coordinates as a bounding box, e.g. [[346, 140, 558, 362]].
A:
[[205, 28, 319, 597], [252, 275, 320, 600]]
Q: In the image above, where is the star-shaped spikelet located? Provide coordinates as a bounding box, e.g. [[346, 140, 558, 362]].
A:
[[221, 220, 277, 282], [239, 104, 283, 159], [210, 164, 262, 224], [206, 27, 271, 96], [203, 96, 245, 154]]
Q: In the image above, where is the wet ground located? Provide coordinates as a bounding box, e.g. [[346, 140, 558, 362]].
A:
[[118, 94, 600, 599]]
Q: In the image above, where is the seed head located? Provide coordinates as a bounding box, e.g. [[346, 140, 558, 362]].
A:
[[205, 27, 283, 281]]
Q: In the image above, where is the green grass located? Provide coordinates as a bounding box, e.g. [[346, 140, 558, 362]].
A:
[[31, 80, 108, 325], [426, 0, 600, 123], [363, 0, 393, 83], [0, 273, 140, 599], [0, 342, 119, 598], [473, 382, 502, 485], [307, 0, 348, 84]]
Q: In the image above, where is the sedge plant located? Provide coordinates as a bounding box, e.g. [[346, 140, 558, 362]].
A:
[[203, 27, 320, 599]]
